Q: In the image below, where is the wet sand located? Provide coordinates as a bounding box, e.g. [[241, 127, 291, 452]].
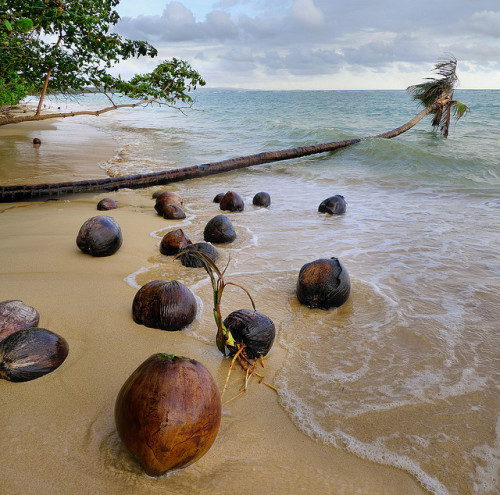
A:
[[0, 118, 427, 494]]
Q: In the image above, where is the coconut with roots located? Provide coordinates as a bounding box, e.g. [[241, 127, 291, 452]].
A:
[[180, 252, 276, 397]]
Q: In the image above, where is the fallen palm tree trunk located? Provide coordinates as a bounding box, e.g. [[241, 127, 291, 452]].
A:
[[0, 104, 440, 203], [1, 55, 469, 203], [0, 138, 361, 202]]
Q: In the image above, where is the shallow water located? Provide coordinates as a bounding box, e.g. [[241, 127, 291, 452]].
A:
[[3, 89, 500, 494]]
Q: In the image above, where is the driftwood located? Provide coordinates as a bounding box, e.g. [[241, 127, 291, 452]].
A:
[[0, 139, 359, 202], [0, 103, 438, 203]]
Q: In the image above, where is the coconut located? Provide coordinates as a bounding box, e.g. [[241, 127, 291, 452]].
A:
[[160, 229, 192, 255], [180, 243, 218, 268], [252, 192, 271, 207], [219, 191, 244, 212], [296, 257, 351, 309], [0, 328, 69, 382], [76, 215, 123, 257], [132, 280, 197, 331], [97, 198, 118, 211], [224, 309, 275, 359], [115, 354, 221, 476], [203, 215, 237, 244], [0, 300, 40, 342], [318, 195, 347, 215]]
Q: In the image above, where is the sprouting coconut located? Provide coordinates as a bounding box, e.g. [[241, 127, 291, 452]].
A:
[[177, 252, 276, 399]]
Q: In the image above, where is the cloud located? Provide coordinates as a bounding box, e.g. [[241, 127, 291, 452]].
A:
[[469, 11, 500, 37], [114, 1, 500, 89], [118, 1, 239, 42], [291, 0, 325, 30]]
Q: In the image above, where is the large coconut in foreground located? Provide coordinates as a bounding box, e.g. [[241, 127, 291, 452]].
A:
[[296, 257, 350, 309], [115, 353, 221, 476]]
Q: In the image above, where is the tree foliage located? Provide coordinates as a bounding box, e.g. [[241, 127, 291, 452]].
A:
[[407, 56, 469, 136], [0, 0, 205, 125]]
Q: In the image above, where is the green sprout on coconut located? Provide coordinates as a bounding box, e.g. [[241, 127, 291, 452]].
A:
[[179, 251, 276, 399]]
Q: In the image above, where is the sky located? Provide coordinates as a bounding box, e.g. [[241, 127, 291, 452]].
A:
[[112, 0, 500, 90]]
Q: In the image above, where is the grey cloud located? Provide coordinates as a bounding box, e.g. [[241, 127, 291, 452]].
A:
[[468, 11, 500, 38], [115, 0, 500, 85], [254, 49, 344, 75], [204, 11, 239, 39], [118, 2, 239, 42]]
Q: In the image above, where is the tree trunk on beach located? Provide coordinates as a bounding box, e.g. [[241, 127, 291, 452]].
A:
[[0, 138, 361, 202], [0, 104, 436, 202], [0, 56, 469, 203]]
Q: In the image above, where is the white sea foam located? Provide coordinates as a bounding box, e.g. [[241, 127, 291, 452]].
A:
[[471, 413, 500, 494], [123, 265, 153, 289]]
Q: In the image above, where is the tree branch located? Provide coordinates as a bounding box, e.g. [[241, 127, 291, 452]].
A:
[[36, 34, 64, 116], [0, 92, 184, 126]]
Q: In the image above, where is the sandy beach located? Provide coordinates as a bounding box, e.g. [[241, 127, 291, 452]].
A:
[[0, 117, 431, 494]]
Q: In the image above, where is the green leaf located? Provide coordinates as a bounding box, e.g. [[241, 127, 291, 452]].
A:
[[452, 101, 470, 120], [15, 18, 34, 33]]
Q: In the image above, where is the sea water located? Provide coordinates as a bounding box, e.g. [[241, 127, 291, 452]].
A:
[[24, 89, 500, 494]]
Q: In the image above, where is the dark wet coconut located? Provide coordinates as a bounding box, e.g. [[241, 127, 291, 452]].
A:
[[160, 229, 192, 255], [223, 309, 275, 359], [76, 215, 123, 257], [296, 257, 351, 309], [97, 198, 118, 211], [115, 354, 221, 477], [0, 328, 69, 382], [132, 280, 197, 331], [219, 191, 244, 212], [154, 192, 184, 218], [318, 195, 347, 215], [158, 203, 186, 220], [213, 193, 224, 203], [153, 191, 183, 203], [0, 300, 40, 342], [203, 215, 237, 244], [252, 192, 271, 207], [180, 243, 218, 268]]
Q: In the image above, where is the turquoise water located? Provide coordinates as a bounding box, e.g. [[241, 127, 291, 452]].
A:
[[31, 90, 500, 494]]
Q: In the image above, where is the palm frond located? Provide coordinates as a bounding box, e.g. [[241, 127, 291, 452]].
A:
[[406, 56, 469, 136], [451, 100, 469, 120], [407, 56, 458, 107]]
